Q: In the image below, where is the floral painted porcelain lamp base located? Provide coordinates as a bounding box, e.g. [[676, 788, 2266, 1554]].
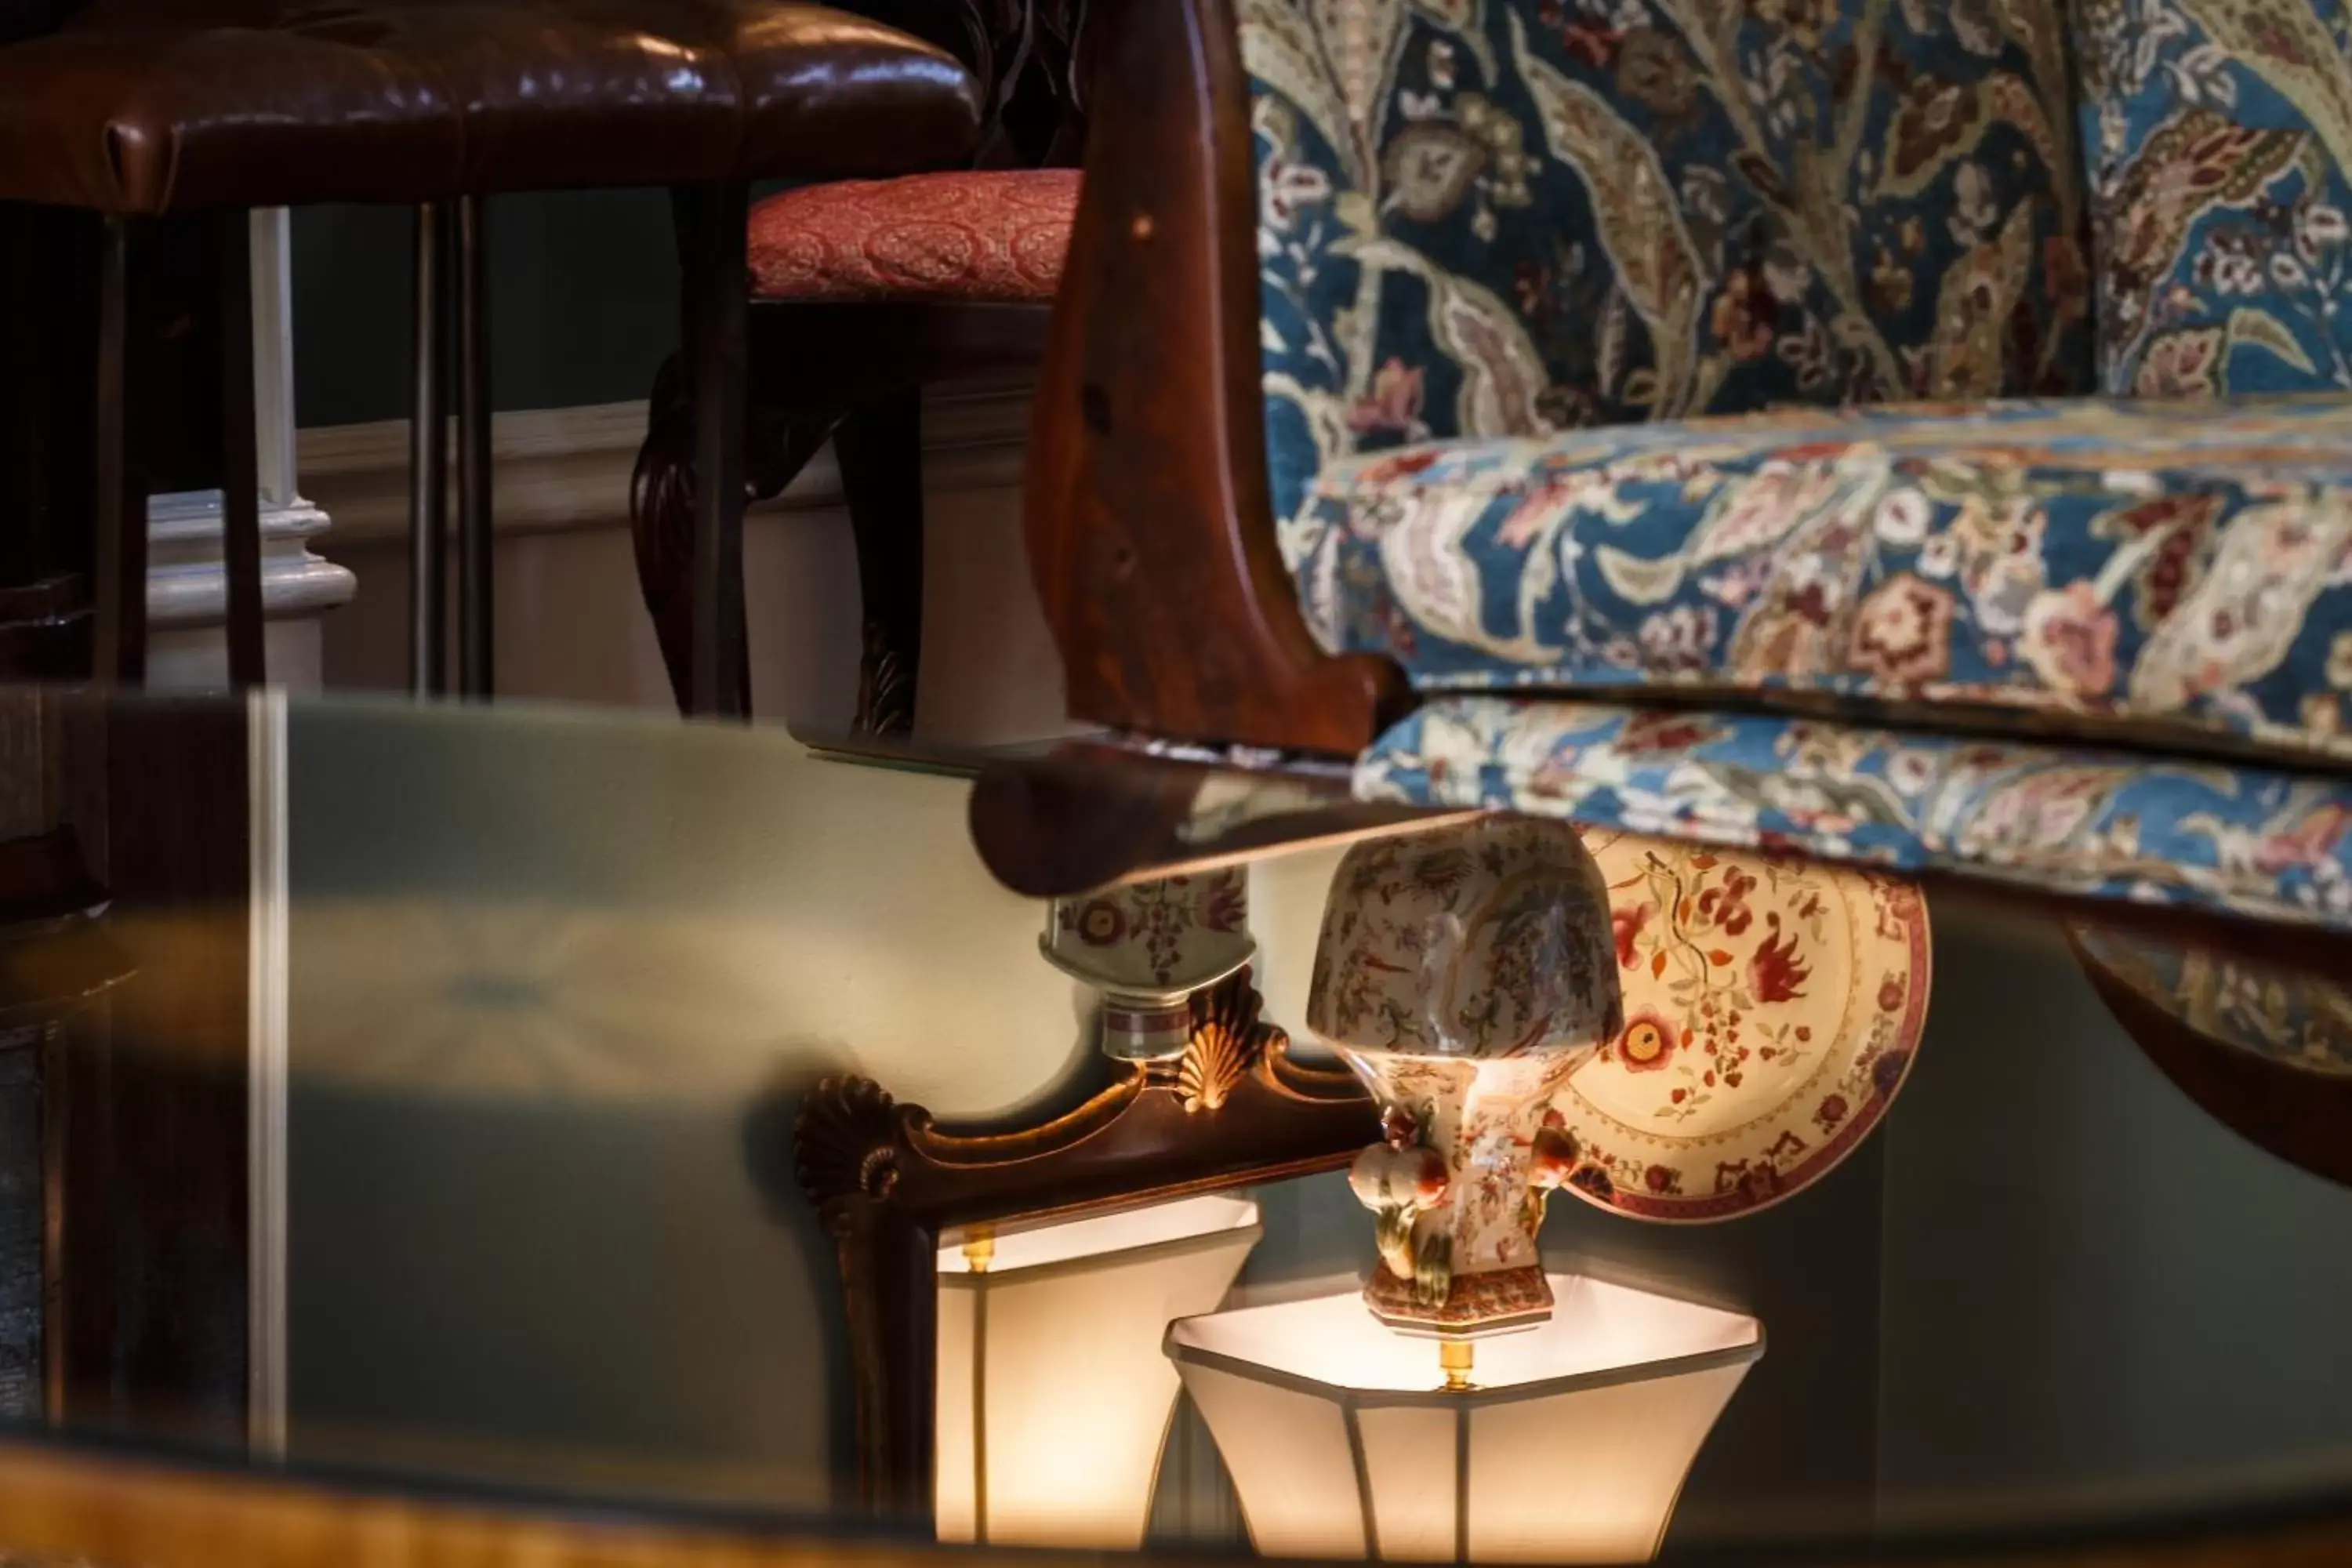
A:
[[1309, 817, 1621, 1337]]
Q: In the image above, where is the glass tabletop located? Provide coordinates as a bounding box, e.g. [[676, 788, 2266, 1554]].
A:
[[1, 684, 2349, 1565]]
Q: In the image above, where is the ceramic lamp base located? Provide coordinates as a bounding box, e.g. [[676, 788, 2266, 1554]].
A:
[[1364, 1263, 1553, 1337], [1100, 997, 1193, 1062]]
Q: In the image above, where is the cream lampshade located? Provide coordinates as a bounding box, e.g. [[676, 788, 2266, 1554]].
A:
[[1166, 1274, 1762, 1564], [935, 1193, 1262, 1548]]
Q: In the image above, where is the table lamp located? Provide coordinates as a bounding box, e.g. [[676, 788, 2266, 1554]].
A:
[[935, 1192, 1262, 1547], [1164, 818, 1763, 1561]]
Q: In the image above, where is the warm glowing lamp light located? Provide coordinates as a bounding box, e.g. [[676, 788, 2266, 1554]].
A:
[[935, 1193, 1262, 1547], [1167, 1275, 1762, 1563]]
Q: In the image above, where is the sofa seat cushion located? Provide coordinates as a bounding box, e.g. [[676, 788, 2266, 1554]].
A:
[[1289, 392, 2352, 768], [1359, 695, 2352, 934], [749, 169, 1076, 303]]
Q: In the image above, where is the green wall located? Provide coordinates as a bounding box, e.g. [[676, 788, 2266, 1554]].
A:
[[290, 191, 684, 428]]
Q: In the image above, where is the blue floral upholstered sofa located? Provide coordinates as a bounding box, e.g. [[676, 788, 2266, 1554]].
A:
[[1019, 0, 2352, 935]]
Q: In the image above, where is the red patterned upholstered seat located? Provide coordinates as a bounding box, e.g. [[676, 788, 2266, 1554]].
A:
[[747, 167, 1077, 303]]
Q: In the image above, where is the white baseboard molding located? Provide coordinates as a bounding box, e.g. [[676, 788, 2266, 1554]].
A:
[[145, 489, 358, 629], [300, 380, 1035, 551]]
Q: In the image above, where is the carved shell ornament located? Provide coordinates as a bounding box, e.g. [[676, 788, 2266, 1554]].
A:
[[793, 1076, 904, 1207], [1144, 956, 1284, 1113], [1178, 1016, 1250, 1113]]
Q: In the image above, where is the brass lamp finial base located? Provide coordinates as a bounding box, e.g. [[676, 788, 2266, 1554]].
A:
[[1439, 1340, 1475, 1392]]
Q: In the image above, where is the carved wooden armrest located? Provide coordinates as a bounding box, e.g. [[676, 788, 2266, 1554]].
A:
[[1023, 0, 1409, 756]]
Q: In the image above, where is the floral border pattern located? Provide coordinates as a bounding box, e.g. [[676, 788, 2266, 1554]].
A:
[[1559, 840, 1929, 1221]]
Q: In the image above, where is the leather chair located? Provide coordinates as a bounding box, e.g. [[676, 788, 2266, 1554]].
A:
[[0, 0, 982, 702]]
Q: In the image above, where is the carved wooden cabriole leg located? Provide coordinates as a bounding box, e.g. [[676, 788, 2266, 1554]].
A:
[[834, 390, 924, 739], [627, 352, 695, 710], [790, 968, 1373, 1518], [630, 366, 932, 735], [627, 351, 839, 716]]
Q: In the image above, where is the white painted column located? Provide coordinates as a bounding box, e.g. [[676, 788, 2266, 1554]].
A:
[[147, 209, 356, 692]]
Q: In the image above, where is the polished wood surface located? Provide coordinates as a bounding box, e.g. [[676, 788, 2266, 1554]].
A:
[[2077, 934, 2352, 1191], [0, 692, 2340, 1566], [1022, 0, 1407, 755], [0, 1436, 1023, 1568], [968, 739, 1482, 896], [10, 1431, 2352, 1568]]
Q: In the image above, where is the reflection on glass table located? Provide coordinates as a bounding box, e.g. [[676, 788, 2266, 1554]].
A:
[[0, 687, 2347, 1568]]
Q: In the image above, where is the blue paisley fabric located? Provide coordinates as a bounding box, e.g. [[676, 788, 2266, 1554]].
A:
[[1239, 0, 2352, 926], [2074, 0, 2352, 397], [1360, 695, 2352, 931], [1241, 0, 2091, 530], [1290, 393, 2352, 767]]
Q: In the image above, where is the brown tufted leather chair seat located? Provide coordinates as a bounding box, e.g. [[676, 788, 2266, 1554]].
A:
[[0, 0, 982, 212], [0, 0, 979, 704]]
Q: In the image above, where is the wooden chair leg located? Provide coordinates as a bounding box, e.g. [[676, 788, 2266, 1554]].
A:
[[833, 389, 924, 739], [456, 194, 492, 701], [214, 210, 265, 688], [408, 201, 448, 697], [627, 350, 833, 717], [92, 216, 148, 688], [628, 353, 698, 713], [681, 180, 750, 720]]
